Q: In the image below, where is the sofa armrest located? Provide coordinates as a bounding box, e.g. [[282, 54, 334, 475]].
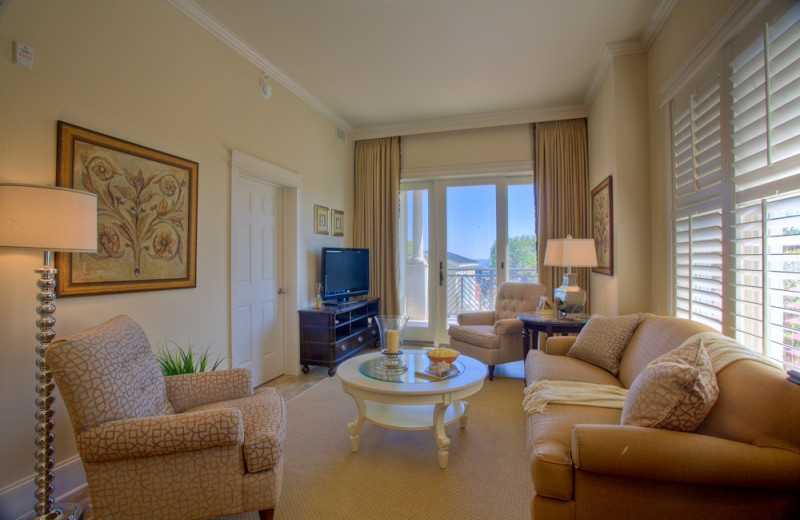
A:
[[544, 336, 576, 356], [77, 408, 244, 463], [495, 318, 523, 335], [165, 368, 253, 412], [572, 424, 800, 492], [457, 311, 495, 326]]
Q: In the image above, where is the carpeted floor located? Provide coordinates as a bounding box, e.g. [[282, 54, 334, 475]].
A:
[[63, 360, 530, 520]]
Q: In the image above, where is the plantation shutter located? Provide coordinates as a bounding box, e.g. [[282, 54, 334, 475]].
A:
[[671, 62, 724, 331], [730, 3, 800, 367]]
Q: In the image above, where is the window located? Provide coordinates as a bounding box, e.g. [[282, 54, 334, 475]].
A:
[[670, 1, 800, 370]]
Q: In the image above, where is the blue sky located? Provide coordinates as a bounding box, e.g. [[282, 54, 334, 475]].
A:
[[407, 183, 535, 261]]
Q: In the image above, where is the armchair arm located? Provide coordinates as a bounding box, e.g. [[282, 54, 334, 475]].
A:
[[165, 368, 253, 412], [572, 424, 800, 492], [77, 408, 244, 463], [495, 318, 523, 335], [457, 311, 496, 326], [544, 336, 576, 356]]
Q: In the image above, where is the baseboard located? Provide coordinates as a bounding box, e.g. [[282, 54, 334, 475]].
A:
[[0, 456, 86, 520]]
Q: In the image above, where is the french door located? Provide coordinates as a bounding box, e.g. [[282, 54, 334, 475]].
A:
[[399, 175, 535, 345]]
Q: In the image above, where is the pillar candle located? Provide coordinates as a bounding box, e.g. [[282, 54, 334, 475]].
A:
[[386, 329, 399, 354]]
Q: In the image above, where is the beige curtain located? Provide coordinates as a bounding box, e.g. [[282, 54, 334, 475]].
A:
[[533, 119, 591, 310], [353, 137, 401, 314]]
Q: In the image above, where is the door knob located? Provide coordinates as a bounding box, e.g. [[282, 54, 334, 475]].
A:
[[278, 288, 285, 294]]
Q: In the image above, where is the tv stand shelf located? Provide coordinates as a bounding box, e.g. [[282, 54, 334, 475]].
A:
[[298, 298, 380, 376]]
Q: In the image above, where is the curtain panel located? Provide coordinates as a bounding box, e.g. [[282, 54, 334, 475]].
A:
[[533, 119, 591, 310], [353, 137, 401, 314]]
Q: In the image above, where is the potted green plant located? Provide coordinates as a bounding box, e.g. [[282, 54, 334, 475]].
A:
[[156, 340, 224, 376]]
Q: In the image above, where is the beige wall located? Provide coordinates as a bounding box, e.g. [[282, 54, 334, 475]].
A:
[[588, 53, 650, 315], [645, 0, 736, 313], [0, 0, 352, 492], [401, 124, 533, 170]]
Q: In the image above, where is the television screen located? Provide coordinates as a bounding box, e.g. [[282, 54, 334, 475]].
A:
[[321, 247, 369, 303]]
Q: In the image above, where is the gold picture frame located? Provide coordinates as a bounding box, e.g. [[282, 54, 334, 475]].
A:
[[55, 121, 198, 296], [591, 175, 613, 276], [331, 209, 344, 237], [314, 204, 329, 234]]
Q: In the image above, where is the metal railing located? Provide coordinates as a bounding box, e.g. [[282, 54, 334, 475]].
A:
[[446, 268, 537, 319]]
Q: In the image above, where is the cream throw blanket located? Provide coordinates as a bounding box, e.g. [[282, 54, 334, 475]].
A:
[[522, 332, 780, 415]]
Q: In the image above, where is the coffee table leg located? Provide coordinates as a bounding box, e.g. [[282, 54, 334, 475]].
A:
[[433, 402, 450, 469], [459, 400, 470, 429], [347, 396, 366, 453]]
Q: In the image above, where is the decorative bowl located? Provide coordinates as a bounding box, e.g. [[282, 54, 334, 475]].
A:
[[426, 348, 459, 365]]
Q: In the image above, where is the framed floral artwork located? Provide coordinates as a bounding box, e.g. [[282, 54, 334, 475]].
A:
[[314, 204, 329, 234], [54, 121, 198, 296], [591, 175, 613, 276], [331, 209, 344, 236]]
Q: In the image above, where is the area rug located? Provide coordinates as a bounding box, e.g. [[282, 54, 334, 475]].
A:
[[215, 372, 530, 520]]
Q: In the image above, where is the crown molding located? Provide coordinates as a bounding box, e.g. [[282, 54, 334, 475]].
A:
[[165, 0, 353, 131], [641, 0, 678, 50], [583, 40, 645, 107], [352, 105, 587, 141]]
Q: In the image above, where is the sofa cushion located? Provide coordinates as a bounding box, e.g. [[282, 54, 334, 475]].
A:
[[525, 350, 623, 387], [621, 336, 719, 431], [566, 314, 642, 376]]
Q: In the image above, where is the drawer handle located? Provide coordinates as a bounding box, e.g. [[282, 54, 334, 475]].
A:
[[340, 345, 347, 352], [358, 336, 363, 343]]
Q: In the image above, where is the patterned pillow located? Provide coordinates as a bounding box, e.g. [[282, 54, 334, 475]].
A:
[[566, 313, 642, 376], [621, 336, 719, 431]]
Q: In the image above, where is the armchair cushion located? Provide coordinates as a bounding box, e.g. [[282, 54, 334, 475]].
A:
[[165, 368, 254, 412], [76, 408, 244, 463], [188, 387, 287, 472], [46, 315, 174, 433], [447, 324, 499, 349]]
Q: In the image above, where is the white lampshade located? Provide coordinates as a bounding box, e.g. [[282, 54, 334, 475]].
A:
[[543, 236, 598, 267], [0, 183, 97, 252]]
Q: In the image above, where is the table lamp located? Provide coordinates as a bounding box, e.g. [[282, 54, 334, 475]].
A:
[[543, 235, 598, 315], [0, 183, 97, 520]]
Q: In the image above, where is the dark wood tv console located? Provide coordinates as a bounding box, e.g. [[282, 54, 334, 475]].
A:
[[298, 298, 380, 376]]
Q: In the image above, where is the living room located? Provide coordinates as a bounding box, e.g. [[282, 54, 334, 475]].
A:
[[1, 0, 797, 519]]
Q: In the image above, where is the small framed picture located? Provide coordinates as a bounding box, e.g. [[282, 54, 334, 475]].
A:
[[331, 209, 344, 236], [314, 204, 329, 234]]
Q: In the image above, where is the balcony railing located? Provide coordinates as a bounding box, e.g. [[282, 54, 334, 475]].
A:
[[446, 268, 537, 320]]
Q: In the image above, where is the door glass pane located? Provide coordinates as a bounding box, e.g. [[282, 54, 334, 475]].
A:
[[507, 183, 537, 282], [401, 188, 429, 326], [446, 185, 496, 322]]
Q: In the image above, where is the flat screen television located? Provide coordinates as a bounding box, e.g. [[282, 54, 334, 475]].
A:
[[321, 247, 369, 304]]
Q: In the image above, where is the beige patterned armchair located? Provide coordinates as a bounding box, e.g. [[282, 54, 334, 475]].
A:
[[46, 315, 287, 520], [447, 282, 546, 380]]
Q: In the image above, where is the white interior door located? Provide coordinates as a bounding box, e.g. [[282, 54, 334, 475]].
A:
[[232, 176, 284, 385]]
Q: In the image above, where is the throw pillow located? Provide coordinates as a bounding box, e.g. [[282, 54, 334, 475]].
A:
[[566, 313, 642, 376], [621, 336, 719, 431]]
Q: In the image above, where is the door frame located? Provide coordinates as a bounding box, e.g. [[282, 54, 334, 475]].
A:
[[230, 150, 304, 376]]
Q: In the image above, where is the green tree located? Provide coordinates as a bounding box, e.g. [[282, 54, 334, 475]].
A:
[[489, 235, 537, 268]]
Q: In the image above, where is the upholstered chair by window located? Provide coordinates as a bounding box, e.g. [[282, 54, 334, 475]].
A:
[[45, 315, 287, 520], [447, 282, 546, 380]]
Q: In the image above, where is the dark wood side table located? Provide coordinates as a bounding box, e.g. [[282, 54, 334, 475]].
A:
[[518, 313, 590, 360]]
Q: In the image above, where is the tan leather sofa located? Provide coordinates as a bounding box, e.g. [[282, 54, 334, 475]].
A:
[[524, 314, 800, 520]]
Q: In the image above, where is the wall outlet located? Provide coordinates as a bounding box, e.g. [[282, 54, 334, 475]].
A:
[[13, 41, 34, 70]]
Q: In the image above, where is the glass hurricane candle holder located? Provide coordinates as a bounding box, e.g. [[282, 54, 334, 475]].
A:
[[375, 315, 409, 372]]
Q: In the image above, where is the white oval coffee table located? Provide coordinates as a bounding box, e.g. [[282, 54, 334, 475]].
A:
[[336, 350, 487, 469]]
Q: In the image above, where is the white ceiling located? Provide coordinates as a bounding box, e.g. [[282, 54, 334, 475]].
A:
[[173, 0, 668, 137]]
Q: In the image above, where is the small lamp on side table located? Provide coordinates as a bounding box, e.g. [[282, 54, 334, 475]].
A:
[[0, 184, 97, 520], [543, 235, 598, 315]]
